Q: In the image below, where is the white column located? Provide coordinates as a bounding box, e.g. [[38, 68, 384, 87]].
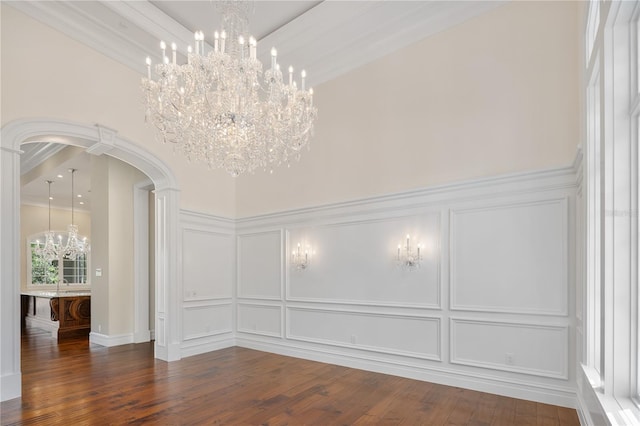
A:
[[133, 181, 153, 343], [0, 145, 22, 401], [153, 187, 181, 361]]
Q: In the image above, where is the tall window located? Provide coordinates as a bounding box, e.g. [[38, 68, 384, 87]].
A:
[[583, 0, 640, 419], [28, 233, 89, 287], [633, 6, 640, 404], [586, 66, 603, 378]]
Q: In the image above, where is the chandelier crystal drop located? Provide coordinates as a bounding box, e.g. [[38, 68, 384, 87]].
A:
[[35, 180, 60, 263], [63, 169, 90, 260], [141, 1, 317, 177]]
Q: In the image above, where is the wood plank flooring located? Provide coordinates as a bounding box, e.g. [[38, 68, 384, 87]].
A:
[[1, 328, 580, 425]]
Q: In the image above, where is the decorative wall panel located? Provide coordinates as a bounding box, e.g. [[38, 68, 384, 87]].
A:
[[182, 229, 233, 300], [183, 303, 232, 340], [288, 307, 441, 360], [287, 214, 440, 308], [237, 303, 282, 337], [237, 231, 282, 299], [450, 198, 568, 315], [450, 318, 568, 379]]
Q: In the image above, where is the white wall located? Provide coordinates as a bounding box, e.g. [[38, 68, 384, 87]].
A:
[[90, 155, 147, 340], [235, 1, 581, 217], [179, 211, 235, 357], [234, 164, 578, 408]]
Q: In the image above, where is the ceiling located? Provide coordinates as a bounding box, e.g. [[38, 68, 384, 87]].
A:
[[21, 144, 94, 212], [10, 0, 505, 210]]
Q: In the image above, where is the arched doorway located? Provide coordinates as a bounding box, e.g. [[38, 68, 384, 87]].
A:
[[1, 119, 182, 401]]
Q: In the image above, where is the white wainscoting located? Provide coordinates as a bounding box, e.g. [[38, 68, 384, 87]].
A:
[[237, 303, 282, 337], [234, 163, 578, 408], [182, 230, 233, 301], [450, 198, 568, 316], [450, 318, 568, 379], [287, 306, 441, 360], [287, 213, 441, 309], [237, 230, 283, 300], [179, 211, 235, 357], [183, 302, 233, 340]]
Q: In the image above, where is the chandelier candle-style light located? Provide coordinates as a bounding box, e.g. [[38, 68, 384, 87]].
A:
[[142, 1, 317, 177], [63, 169, 89, 260], [35, 180, 61, 262]]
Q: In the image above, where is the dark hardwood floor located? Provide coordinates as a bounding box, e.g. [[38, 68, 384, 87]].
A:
[[1, 328, 580, 425]]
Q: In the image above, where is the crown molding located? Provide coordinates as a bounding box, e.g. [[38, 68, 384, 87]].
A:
[[7, 0, 506, 88], [257, 1, 507, 88]]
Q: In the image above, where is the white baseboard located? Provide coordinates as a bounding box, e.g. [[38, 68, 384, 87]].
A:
[[235, 338, 577, 409], [0, 372, 21, 402], [89, 332, 133, 347], [181, 337, 235, 358]]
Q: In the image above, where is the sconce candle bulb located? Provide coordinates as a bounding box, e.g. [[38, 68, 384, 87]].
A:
[[292, 241, 313, 271], [396, 234, 423, 270]]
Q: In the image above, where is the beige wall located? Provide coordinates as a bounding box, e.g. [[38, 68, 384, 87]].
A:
[[90, 156, 110, 334], [20, 204, 91, 290], [1, 4, 236, 217], [3, 2, 580, 219], [235, 1, 581, 217], [90, 155, 147, 336]]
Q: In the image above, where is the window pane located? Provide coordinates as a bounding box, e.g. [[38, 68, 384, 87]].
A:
[[586, 0, 600, 64], [62, 253, 88, 284], [637, 19, 640, 93], [30, 242, 59, 285]]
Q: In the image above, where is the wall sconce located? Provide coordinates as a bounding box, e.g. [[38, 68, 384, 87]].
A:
[[396, 234, 422, 270], [291, 243, 313, 271]]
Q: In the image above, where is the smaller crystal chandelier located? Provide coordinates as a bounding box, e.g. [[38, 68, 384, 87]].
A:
[[291, 242, 313, 271], [34, 180, 60, 262], [63, 169, 89, 260], [396, 234, 422, 270]]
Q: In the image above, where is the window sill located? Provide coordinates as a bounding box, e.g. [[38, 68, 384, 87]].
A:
[[582, 365, 640, 425]]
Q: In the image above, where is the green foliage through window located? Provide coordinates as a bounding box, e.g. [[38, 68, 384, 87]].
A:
[[29, 240, 88, 286], [30, 242, 59, 285]]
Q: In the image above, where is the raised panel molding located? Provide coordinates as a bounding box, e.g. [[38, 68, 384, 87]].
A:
[[181, 228, 234, 300], [287, 306, 441, 361], [450, 197, 569, 316], [286, 213, 441, 309], [183, 303, 232, 341], [450, 318, 569, 379], [237, 230, 283, 300], [237, 303, 283, 338]]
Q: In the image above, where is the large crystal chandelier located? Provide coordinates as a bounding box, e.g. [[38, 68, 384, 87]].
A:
[[142, 1, 318, 177], [34, 180, 60, 262], [63, 169, 90, 260]]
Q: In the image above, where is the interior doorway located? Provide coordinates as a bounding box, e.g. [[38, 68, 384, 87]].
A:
[[1, 119, 181, 402]]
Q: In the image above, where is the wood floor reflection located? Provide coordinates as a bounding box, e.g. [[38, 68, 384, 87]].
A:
[[1, 327, 580, 425]]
